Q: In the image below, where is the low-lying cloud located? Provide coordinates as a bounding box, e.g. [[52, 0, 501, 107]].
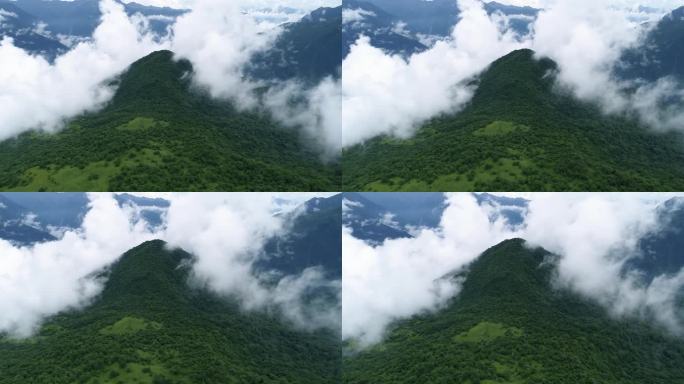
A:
[[342, 193, 517, 346], [342, 0, 529, 147], [0, 0, 341, 155], [343, 0, 684, 147], [344, 193, 684, 347], [0, 193, 340, 338]]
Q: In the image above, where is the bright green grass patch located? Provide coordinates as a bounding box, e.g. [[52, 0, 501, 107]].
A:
[[8, 147, 171, 192], [116, 117, 169, 132], [473, 121, 531, 137], [100, 317, 162, 336], [453, 322, 523, 343]]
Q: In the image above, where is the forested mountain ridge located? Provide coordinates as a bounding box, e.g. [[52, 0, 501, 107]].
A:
[[0, 50, 340, 192], [342, 49, 684, 191], [0, 240, 341, 384], [343, 238, 684, 383]]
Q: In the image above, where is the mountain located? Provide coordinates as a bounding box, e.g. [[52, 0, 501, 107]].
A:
[[360, 0, 538, 38], [0, 1, 67, 60], [250, 6, 342, 83], [342, 0, 427, 58], [628, 197, 684, 282], [114, 193, 170, 229], [343, 239, 684, 383], [0, 194, 55, 245], [343, 192, 413, 244], [258, 194, 342, 279], [0, 192, 89, 228], [618, 6, 684, 84], [0, 240, 341, 383], [342, 49, 684, 191], [0, 50, 340, 192], [13, 0, 186, 38]]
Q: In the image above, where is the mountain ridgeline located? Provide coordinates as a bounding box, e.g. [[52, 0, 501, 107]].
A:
[[0, 49, 340, 192], [343, 49, 684, 191], [343, 239, 684, 383], [0, 240, 341, 383]]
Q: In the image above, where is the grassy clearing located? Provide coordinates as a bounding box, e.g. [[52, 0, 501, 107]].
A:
[[473, 121, 531, 137], [100, 317, 162, 336], [8, 147, 171, 192], [453, 322, 523, 343], [116, 117, 169, 132]]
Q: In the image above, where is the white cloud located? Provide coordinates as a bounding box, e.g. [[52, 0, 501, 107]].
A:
[[342, 193, 518, 346], [0, 194, 157, 337], [344, 0, 684, 146], [0, 0, 167, 141], [343, 193, 684, 347], [342, 8, 376, 24], [1, 0, 341, 155], [342, 0, 529, 147], [0, 192, 340, 338]]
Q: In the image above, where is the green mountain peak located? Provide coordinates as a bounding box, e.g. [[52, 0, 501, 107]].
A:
[[108, 50, 195, 113], [97, 240, 194, 310]]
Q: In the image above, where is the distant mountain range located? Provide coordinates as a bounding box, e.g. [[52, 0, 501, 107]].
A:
[[259, 194, 342, 279], [0, 192, 171, 245], [0, 239, 341, 383], [342, 192, 526, 244], [344, 238, 684, 383], [618, 6, 684, 84], [342, 0, 538, 57], [0, 0, 185, 60], [250, 6, 342, 83]]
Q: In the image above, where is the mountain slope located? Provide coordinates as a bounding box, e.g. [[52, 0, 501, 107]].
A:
[[342, 0, 427, 58], [618, 6, 684, 83], [342, 49, 684, 191], [0, 50, 340, 192], [0, 1, 67, 60], [0, 194, 55, 245], [343, 239, 684, 383], [259, 194, 343, 279], [250, 6, 342, 83], [0, 240, 341, 383]]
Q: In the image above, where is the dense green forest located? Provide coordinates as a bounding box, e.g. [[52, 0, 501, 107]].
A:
[[342, 49, 684, 191], [343, 239, 684, 383], [0, 240, 341, 384], [0, 51, 340, 192]]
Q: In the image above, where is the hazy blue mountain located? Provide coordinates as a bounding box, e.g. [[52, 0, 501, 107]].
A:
[[258, 194, 342, 279], [358, 192, 447, 228], [360, 0, 538, 38], [343, 0, 427, 57], [628, 198, 684, 283], [0, 194, 56, 245], [475, 193, 529, 227], [343, 192, 413, 244], [249, 6, 342, 83], [114, 193, 170, 229], [618, 6, 684, 84], [13, 0, 186, 38], [0, 1, 67, 60], [0, 192, 89, 229]]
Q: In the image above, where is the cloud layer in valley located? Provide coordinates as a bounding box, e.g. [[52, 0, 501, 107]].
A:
[[343, 193, 684, 347], [0, 0, 341, 155], [0, 193, 339, 338], [342, 0, 529, 147], [342, 0, 684, 147]]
